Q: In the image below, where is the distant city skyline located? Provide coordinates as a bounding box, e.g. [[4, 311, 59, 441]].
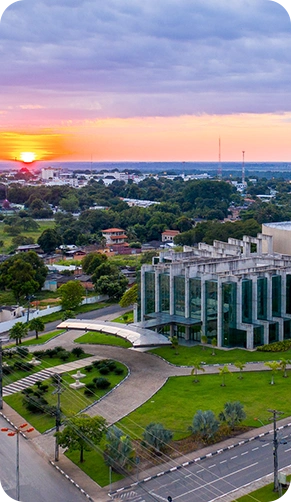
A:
[[1, 0, 291, 162]]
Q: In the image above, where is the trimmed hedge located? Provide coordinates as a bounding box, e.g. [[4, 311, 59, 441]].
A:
[[257, 340, 291, 352]]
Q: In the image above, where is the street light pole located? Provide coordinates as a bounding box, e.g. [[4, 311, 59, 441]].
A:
[[0, 339, 3, 410], [52, 374, 62, 462], [267, 409, 284, 492], [1, 423, 34, 501]]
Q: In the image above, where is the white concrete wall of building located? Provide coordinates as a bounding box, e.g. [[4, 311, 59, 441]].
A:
[[262, 223, 291, 255]]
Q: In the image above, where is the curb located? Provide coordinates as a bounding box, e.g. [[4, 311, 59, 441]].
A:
[[49, 461, 94, 501], [110, 421, 291, 497], [0, 411, 30, 439]]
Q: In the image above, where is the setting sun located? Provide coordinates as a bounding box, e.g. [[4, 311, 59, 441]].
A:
[[20, 152, 36, 163]]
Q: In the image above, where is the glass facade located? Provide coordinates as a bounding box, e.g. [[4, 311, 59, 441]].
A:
[[205, 280, 218, 336], [272, 275, 281, 317], [254, 325, 264, 347], [257, 277, 267, 320], [222, 282, 240, 346], [174, 276, 185, 316], [242, 279, 252, 323], [159, 273, 170, 313], [189, 278, 201, 320], [286, 275, 291, 315], [284, 319, 291, 340], [269, 322, 279, 343], [144, 272, 155, 315]]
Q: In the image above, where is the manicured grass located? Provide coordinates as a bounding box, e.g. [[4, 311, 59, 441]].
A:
[[66, 439, 124, 487], [20, 329, 65, 346], [38, 301, 113, 324], [113, 311, 134, 323], [75, 331, 132, 348], [118, 371, 291, 441], [4, 361, 127, 433], [236, 476, 291, 501], [149, 345, 291, 366]]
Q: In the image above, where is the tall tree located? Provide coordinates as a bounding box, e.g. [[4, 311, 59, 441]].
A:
[[264, 361, 280, 385], [104, 425, 134, 472], [119, 284, 138, 308], [9, 322, 28, 345], [191, 361, 205, 383], [29, 318, 45, 340], [59, 280, 85, 310], [219, 366, 232, 387], [37, 228, 62, 253], [56, 414, 106, 463]]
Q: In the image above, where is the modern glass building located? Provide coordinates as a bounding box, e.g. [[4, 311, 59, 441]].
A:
[[138, 233, 291, 349]]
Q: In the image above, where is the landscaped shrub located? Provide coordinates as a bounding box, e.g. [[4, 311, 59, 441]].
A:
[[16, 347, 29, 358], [106, 360, 117, 371], [58, 350, 71, 361], [114, 367, 124, 375], [84, 382, 96, 396], [3, 365, 13, 375], [22, 388, 34, 395], [33, 350, 46, 359], [93, 360, 102, 369], [24, 394, 49, 414], [39, 383, 49, 393], [14, 361, 34, 372], [99, 365, 110, 375], [84, 364, 93, 372], [44, 348, 58, 358], [71, 347, 85, 358], [257, 340, 291, 352], [93, 377, 111, 389]]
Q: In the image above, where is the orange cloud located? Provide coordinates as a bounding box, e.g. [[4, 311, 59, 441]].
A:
[[0, 131, 72, 162]]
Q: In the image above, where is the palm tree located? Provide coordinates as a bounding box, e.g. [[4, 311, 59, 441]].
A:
[[29, 318, 45, 340], [234, 361, 245, 380], [264, 361, 280, 385], [9, 322, 28, 346], [191, 361, 205, 383], [219, 365, 232, 387], [211, 337, 217, 356], [201, 335, 208, 350], [169, 335, 179, 355], [279, 358, 291, 378]]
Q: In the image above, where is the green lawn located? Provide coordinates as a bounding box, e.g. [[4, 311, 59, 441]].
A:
[[235, 477, 291, 501], [66, 439, 124, 487], [149, 345, 291, 366], [38, 301, 113, 324], [75, 331, 132, 348], [119, 371, 291, 440], [20, 329, 65, 346], [4, 361, 127, 433], [113, 311, 134, 324]]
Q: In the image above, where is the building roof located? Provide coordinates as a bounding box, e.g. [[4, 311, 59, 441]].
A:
[[110, 234, 127, 240], [263, 222, 291, 231], [102, 228, 125, 233], [162, 230, 180, 236]]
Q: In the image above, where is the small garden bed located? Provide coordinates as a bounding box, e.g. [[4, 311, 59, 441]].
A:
[[4, 359, 127, 433], [75, 331, 132, 348]]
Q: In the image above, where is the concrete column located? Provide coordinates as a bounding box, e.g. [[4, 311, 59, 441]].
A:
[[217, 279, 223, 348], [266, 273, 272, 321], [252, 276, 258, 323], [185, 326, 190, 341], [282, 272, 287, 316], [257, 238, 262, 256], [246, 327, 253, 350], [155, 270, 160, 312]]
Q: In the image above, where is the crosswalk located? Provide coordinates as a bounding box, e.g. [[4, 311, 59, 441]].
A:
[[3, 369, 55, 396]]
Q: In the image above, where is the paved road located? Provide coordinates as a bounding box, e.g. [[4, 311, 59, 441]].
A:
[[111, 427, 291, 502], [0, 415, 88, 502]]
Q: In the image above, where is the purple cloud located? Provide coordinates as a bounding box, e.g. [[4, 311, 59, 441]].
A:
[[0, 0, 291, 122]]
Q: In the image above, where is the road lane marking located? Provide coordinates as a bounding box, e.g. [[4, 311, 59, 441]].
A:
[[262, 443, 269, 447], [252, 447, 259, 451], [230, 456, 237, 460], [220, 460, 227, 464], [172, 462, 259, 499], [241, 451, 248, 455]]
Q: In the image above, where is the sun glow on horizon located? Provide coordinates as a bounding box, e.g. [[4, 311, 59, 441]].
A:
[[20, 152, 36, 163]]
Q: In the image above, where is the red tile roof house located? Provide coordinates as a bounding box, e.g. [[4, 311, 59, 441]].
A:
[[161, 229, 180, 243], [102, 228, 128, 246]]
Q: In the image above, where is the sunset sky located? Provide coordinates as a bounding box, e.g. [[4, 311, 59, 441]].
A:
[[1, 0, 291, 162]]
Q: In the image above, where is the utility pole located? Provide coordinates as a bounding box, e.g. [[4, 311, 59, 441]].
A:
[[52, 374, 62, 461], [268, 408, 284, 492]]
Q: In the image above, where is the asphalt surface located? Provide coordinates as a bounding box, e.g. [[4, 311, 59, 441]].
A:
[[0, 415, 87, 502], [114, 427, 291, 502]]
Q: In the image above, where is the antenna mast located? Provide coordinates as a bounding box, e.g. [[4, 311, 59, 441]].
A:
[[242, 150, 245, 186]]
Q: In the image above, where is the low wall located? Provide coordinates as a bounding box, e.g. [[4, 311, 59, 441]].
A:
[[0, 294, 108, 334]]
